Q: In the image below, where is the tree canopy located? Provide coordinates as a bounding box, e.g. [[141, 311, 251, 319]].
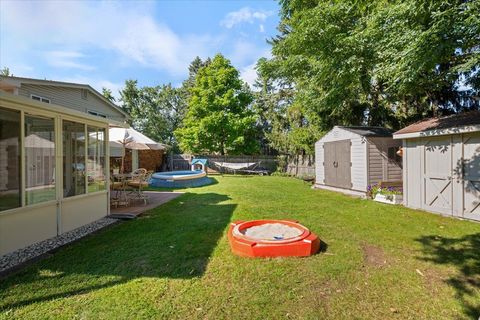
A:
[[175, 54, 258, 155], [260, 0, 479, 154], [117, 80, 187, 152], [102, 87, 115, 102], [108, 0, 479, 159]]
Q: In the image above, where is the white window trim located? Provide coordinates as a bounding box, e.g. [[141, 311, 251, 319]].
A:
[[30, 94, 50, 104]]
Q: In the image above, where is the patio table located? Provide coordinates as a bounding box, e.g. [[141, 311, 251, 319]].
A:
[[110, 174, 132, 207]]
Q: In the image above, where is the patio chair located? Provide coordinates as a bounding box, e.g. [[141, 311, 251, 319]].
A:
[[110, 176, 129, 208], [127, 168, 149, 205]]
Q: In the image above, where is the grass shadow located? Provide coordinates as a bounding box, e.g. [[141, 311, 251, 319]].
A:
[[318, 240, 328, 254], [0, 192, 234, 311], [416, 233, 480, 319]]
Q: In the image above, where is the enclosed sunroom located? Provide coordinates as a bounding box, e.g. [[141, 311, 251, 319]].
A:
[[0, 92, 118, 255]]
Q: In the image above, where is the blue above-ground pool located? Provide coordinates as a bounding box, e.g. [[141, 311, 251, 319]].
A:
[[149, 170, 213, 188]]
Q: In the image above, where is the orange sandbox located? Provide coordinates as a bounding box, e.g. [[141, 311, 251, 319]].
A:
[[228, 219, 320, 258]]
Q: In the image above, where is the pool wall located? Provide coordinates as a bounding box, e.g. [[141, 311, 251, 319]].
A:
[[149, 170, 213, 188]]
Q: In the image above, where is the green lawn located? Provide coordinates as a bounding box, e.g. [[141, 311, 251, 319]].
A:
[[1, 176, 479, 319]]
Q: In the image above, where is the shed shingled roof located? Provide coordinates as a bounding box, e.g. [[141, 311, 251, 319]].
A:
[[394, 111, 480, 135], [338, 126, 393, 137]]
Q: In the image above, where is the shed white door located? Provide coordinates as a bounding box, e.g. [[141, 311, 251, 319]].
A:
[[423, 136, 453, 215], [462, 133, 480, 220], [419, 133, 480, 221]]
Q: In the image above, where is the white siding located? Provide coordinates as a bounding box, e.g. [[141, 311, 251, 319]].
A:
[[18, 84, 125, 122], [315, 140, 324, 184], [317, 127, 363, 144], [402, 132, 480, 222], [351, 136, 368, 191], [315, 127, 367, 192], [461, 132, 480, 220], [404, 138, 424, 209]]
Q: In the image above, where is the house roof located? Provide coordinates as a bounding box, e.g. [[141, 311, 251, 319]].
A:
[[0, 91, 118, 126], [0, 75, 129, 118], [338, 126, 394, 137], [394, 111, 480, 137]]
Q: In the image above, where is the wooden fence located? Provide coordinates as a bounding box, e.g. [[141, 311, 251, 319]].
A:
[[168, 154, 278, 172], [167, 154, 315, 178], [285, 155, 315, 178]]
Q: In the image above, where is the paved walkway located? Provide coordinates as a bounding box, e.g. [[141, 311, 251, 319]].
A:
[[110, 191, 183, 217]]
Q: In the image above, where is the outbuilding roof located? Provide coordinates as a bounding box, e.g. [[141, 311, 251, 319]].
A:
[[394, 111, 480, 137], [338, 126, 393, 137]]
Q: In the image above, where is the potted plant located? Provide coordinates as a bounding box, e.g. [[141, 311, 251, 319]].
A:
[[368, 184, 403, 205]]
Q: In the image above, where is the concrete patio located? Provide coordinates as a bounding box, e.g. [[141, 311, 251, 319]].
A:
[[110, 191, 183, 217]]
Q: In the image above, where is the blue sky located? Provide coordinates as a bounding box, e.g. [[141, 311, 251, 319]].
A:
[[0, 1, 280, 98]]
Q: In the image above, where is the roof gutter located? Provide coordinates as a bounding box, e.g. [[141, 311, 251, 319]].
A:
[[393, 124, 480, 139]]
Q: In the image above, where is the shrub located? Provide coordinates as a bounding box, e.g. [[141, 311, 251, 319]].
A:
[[368, 184, 402, 200]]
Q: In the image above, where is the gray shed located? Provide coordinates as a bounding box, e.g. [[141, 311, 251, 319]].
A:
[[393, 111, 480, 221], [314, 126, 402, 196]]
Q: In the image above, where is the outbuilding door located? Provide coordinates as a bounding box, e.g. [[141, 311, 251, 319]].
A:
[[421, 133, 480, 221], [324, 140, 351, 189], [423, 136, 453, 215]]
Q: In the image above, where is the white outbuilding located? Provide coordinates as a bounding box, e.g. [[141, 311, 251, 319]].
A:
[[393, 111, 480, 221], [314, 126, 402, 197]]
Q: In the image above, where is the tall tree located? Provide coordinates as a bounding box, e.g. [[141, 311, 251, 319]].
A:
[[253, 57, 298, 154], [268, 0, 480, 137], [183, 56, 212, 90], [118, 81, 186, 152], [0, 67, 10, 76], [139, 84, 187, 152], [119, 79, 141, 123], [175, 54, 258, 155], [102, 87, 115, 102]]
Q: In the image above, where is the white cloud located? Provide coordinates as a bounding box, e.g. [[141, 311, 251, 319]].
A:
[[238, 49, 272, 88], [111, 17, 219, 75], [259, 24, 265, 33], [240, 62, 258, 87], [96, 80, 124, 101], [1, 0, 274, 90], [228, 40, 269, 68], [44, 51, 95, 71], [220, 7, 272, 29], [1, 1, 218, 76], [1, 63, 34, 77]]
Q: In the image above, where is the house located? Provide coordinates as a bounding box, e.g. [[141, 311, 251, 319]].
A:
[[0, 76, 128, 121], [393, 111, 480, 221], [0, 76, 128, 256], [314, 126, 402, 197]]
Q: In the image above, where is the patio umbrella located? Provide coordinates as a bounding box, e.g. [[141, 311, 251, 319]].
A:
[[109, 127, 166, 173]]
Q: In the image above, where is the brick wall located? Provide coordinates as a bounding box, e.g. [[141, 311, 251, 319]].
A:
[[111, 149, 165, 173], [138, 149, 165, 172]]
